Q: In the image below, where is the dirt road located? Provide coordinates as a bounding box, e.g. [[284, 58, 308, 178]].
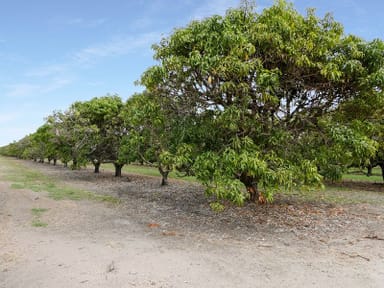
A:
[[1, 160, 383, 287]]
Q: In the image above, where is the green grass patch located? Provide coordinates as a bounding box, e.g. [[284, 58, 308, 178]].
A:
[[46, 184, 118, 202], [31, 208, 49, 216], [10, 183, 26, 189], [278, 184, 384, 205], [0, 156, 119, 204], [31, 208, 49, 227], [31, 219, 48, 227], [343, 167, 383, 183]]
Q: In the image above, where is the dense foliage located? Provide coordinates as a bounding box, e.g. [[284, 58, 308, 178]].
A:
[[1, 0, 384, 205], [140, 0, 384, 202]]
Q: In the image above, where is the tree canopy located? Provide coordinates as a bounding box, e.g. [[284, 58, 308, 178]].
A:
[[140, 0, 384, 203]]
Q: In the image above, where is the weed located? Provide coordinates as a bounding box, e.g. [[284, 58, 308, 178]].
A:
[[210, 202, 225, 212], [31, 208, 49, 216], [31, 220, 48, 227]]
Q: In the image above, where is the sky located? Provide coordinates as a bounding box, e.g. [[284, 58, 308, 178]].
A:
[[1, 0, 384, 146]]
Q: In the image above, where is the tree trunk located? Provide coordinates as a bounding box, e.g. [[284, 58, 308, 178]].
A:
[[239, 173, 264, 203], [161, 170, 169, 186], [93, 161, 101, 173], [161, 173, 169, 186], [159, 165, 170, 186], [53, 158, 57, 166], [367, 165, 373, 176], [72, 158, 79, 170], [114, 163, 124, 177], [63, 161, 68, 168], [380, 163, 384, 182]]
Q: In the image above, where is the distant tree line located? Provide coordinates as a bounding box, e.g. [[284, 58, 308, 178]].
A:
[[1, 0, 384, 205]]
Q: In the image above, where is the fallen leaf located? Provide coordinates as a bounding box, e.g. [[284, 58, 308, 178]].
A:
[[162, 231, 177, 236]]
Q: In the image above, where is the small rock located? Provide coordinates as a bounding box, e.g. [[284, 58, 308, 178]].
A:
[[106, 261, 116, 273]]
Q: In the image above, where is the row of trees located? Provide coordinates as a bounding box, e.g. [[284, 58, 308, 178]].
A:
[[2, 0, 384, 205]]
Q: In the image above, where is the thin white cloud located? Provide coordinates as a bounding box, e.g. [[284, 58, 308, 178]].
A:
[[72, 32, 160, 64], [86, 81, 105, 87], [4, 30, 159, 100], [41, 78, 72, 93], [66, 17, 107, 27], [5, 83, 40, 98], [26, 63, 69, 78], [0, 111, 21, 124], [91, 18, 107, 27], [131, 17, 154, 30], [5, 78, 73, 98], [67, 18, 83, 25]]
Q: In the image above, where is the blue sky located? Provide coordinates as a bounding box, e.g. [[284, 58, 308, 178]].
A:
[[1, 0, 383, 146]]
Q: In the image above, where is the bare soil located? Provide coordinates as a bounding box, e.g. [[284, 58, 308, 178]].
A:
[[1, 159, 384, 287]]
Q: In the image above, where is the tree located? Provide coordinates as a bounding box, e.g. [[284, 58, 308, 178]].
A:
[[295, 119, 378, 182], [121, 92, 186, 185], [48, 105, 96, 170], [74, 95, 126, 176], [29, 123, 59, 164], [341, 103, 384, 182], [0, 136, 33, 159], [141, 0, 383, 204], [326, 38, 384, 181]]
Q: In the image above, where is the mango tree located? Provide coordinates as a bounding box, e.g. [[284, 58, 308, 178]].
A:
[[327, 38, 384, 180], [1, 136, 33, 159], [74, 95, 126, 176], [121, 92, 192, 185], [48, 105, 96, 170], [141, 0, 383, 204], [29, 123, 59, 164]]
